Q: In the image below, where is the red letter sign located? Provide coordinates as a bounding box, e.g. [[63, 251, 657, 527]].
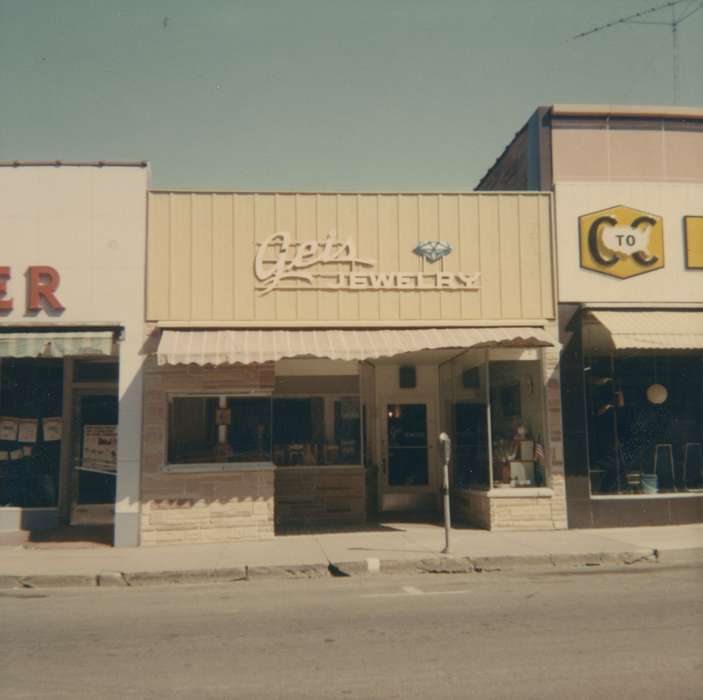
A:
[[27, 266, 65, 312], [0, 267, 11, 311]]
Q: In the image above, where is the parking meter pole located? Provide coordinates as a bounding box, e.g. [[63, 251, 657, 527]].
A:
[[438, 433, 452, 554]]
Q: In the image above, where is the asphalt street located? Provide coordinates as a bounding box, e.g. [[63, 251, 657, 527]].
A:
[[1, 563, 701, 699]]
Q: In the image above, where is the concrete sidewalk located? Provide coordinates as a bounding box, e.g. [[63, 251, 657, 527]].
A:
[[1, 522, 701, 587]]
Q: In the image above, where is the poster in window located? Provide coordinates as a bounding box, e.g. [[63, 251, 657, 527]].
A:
[[0, 417, 18, 441], [17, 419, 38, 443], [42, 417, 63, 442], [82, 425, 118, 472], [0, 450, 9, 462]]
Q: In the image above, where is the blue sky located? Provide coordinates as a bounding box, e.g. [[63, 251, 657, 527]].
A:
[[2, 0, 702, 189]]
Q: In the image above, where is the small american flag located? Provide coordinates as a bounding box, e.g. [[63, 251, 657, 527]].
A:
[[535, 438, 546, 464]]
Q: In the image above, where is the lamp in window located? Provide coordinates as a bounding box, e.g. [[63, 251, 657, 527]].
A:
[[646, 383, 668, 405]]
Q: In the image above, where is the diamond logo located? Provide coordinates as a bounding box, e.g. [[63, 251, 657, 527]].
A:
[[413, 240, 453, 263]]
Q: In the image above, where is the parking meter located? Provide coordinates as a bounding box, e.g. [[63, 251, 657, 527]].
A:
[[438, 432, 452, 554]]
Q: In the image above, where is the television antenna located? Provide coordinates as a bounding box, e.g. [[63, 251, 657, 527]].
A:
[[573, 0, 703, 103]]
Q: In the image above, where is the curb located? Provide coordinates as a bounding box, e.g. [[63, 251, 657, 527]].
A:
[[0, 547, 690, 590]]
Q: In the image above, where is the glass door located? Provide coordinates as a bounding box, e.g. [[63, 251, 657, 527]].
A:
[[386, 403, 429, 487], [70, 392, 118, 525]]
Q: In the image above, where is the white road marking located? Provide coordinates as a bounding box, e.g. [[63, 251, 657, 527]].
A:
[[361, 587, 472, 599], [366, 557, 380, 573]]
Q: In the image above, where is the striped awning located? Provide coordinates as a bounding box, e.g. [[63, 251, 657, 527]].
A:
[[588, 310, 703, 350], [0, 331, 115, 358], [156, 327, 553, 366]]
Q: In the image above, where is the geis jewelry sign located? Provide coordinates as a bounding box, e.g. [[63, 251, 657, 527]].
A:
[[254, 232, 480, 295]]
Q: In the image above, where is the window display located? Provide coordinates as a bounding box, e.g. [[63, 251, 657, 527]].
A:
[[489, 360, 545, 489], [0, 359, 63, 507], [167, 394, 362, 467], [168, 396, 272, 464], [273, 397, 361, 466], [586, 353, 703, 495]]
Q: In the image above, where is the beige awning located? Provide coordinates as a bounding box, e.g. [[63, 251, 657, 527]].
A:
[[588, 310, 703, 350], [156, 327, 553, 366], [0, 331, 115, 358]]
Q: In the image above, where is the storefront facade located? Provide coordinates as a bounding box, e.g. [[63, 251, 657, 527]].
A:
[[478, 105, 703, 527], [141, 190, 568, 545], [0, 163, 148, 546]]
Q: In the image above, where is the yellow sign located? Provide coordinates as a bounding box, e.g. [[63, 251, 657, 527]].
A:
[[579, 205, 664, 279], [684, 216, 703, 269]]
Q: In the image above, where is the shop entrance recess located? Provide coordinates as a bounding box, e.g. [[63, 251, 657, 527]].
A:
[[381, 401, 438, 512], [70, 389, 118, 525]]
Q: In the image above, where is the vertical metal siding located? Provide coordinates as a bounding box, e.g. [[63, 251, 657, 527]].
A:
[[146, 191, 555, 324]]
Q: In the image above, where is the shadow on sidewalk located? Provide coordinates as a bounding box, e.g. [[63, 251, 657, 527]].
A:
[[0, 524, 113, 549]]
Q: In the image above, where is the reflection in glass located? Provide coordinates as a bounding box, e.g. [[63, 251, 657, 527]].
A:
[[272, 397, 361, 466], [489, 360, 544, 488], [387, 404, 428, 486], [168, 396, 272, 464], [0, 359, 63, 508], [453, 403, 488, 488], [586, 354, 703, 494]]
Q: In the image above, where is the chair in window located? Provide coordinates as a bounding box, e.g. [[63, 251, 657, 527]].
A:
[[647, 444, 675, 493], [339, 439, 357, 464], [303, 443, 317, 466], [324, 444, 339, 465], [287, 444, 305, 466], [682, 442, 702, 491]]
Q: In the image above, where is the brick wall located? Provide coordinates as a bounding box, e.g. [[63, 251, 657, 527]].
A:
[[489, 492, 559, 530], [275, 466, 364, 530], [452, 489, 491, 529], [140, 358, 276, 546]]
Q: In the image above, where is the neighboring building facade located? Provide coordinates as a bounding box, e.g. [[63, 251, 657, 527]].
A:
[[479, 105, 703, 527], [0, 163, 148, 546], [140, 190, 567, 545]]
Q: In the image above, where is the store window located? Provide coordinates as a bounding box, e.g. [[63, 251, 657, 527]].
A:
[[440, 351, 490, 489], [166, 393, 363, 468], [167, 396, 272, 465], [0, 359, 63, 508], [272, 397, 361, 466], [73, 360, 119, 384], [488, 359, 546, 489], [585, 353, 703, 495]]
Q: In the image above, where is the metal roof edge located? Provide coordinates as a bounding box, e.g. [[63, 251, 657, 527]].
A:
[[148, 188, 551, 196], [0, 160, 148, 168], [550, 104, 703, 121]]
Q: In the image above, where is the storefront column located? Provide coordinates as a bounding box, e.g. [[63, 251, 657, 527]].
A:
[[114, 328, 145, 547], [542, 340, 568, 529]]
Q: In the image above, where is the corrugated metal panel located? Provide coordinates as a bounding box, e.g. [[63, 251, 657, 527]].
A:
[[157, 327, 553, 366], [147, 192, 555, 325], [0, 331, 115, 358], [588, 310, 703, 349]]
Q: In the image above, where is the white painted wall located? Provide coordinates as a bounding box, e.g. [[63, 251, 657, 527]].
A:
[[0, 166, 148, 546], [555, 181, 703, 304]]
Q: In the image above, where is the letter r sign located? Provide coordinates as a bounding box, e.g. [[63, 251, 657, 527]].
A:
[[27, 266, 65, 312]]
